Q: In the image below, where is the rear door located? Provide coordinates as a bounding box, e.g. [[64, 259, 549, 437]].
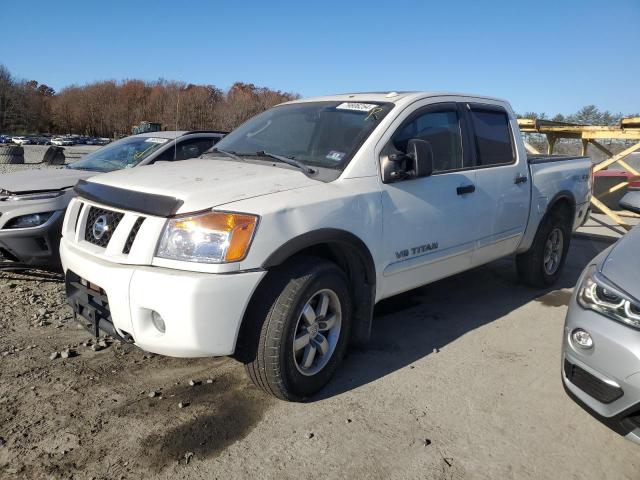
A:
[[465, 103, 530, 266], [380, 102, 481, 298]]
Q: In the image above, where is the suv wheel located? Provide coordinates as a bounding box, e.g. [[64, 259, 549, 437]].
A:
[[243, 257, 352, 401]]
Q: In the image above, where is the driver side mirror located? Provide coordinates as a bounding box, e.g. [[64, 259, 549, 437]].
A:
[[620, 190, 640, 215], [381, 139, 434, 183]]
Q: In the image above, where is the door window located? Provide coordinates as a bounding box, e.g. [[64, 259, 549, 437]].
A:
[[468, 108, 514, 166], [155, 138, 218, 161], [392, 108, 463, 173]]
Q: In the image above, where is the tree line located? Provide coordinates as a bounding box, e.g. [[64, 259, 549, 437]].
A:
[[1, 63, 636, 138], [517, 105, 636, 126], [0, 64, 298, 137]]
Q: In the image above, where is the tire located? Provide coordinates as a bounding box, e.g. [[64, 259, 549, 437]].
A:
[[0, 145, 25, 164], [516, 210, 571, 288], [42, 146, 66, 165], [243, 256, 352, 401]]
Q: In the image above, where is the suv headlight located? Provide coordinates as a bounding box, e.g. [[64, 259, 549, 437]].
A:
[[3, 212, 55, 229], [156, 211, 258, 264], [577, 265, 640, 329]]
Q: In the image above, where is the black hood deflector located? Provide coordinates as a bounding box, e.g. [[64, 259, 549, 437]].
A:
[[74, 180, 184, 217]]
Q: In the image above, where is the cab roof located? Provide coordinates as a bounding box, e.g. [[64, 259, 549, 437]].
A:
[[285, 91, 509, 107]]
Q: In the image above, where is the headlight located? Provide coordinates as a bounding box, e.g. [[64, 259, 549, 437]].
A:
[[2, 190, 66, 202], [577, 265, 640, 329], [156, 211, 258, 264], [3, 212, 55, 229]]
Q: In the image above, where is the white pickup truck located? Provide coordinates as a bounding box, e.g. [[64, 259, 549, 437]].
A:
[[60, 92, 592, 401]]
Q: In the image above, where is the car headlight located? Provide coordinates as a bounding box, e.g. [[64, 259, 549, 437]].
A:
[[577, 265, 640, 329], [1, 190, 66, 202], [156, 211, 258, 263], [3, 212, 55, 229]]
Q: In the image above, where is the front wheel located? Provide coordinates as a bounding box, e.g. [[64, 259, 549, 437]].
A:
[[516, 212, 571, 287], [243, 257, 352, 401]]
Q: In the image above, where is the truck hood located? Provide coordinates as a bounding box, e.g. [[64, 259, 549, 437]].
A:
[[601, 225, 640, 300], [0, 168, 95, 193], [86, 158, 321, 213]]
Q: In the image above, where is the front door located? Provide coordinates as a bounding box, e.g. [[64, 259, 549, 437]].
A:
[[380, 103, 480, 299]]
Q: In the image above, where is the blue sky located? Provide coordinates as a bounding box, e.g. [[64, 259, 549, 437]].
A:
[[1, 0, 638, 115]]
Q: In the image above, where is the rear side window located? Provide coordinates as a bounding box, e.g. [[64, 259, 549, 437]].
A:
[[155, 138, 218, 162], [468, 108, 514, 166]]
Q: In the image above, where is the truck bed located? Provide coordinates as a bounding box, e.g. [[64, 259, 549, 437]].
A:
[[528, 154, 590, 165], [517, 153, 593, 253]]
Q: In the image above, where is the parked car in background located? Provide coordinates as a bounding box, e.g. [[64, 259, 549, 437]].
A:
[[59, 91, 592, 401], [51, 137, 74, 146], [562, 190, 640, 444], [0, 130, 225, 270], [12, 136, 30, 145], [31, 136, 51, 145]]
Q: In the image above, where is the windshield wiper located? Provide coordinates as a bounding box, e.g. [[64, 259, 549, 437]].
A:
[[205, 147, 244, 162], [255, 151, 316, 174]]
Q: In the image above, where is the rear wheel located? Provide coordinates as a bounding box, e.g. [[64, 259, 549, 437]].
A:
[[516, 211, 571, 287], [243, 257, 351, 401]]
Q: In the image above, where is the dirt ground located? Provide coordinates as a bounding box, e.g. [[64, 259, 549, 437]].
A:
[[0, 233, 638, 480]]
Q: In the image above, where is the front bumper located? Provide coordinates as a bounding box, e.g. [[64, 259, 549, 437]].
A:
[[562, 288, 640, 444], [60, 237, 265, 357], [0, 210, 65, 269]]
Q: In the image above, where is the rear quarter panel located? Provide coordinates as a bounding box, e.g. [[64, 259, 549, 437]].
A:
[[517, 157, 592, 252]]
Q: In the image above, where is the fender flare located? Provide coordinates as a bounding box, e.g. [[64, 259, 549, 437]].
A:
[[262, 228, 376, 284], [546, 190, 577, 220]]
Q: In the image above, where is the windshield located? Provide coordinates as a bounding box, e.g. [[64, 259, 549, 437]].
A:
[[68, 136, 171, 172], [213, 101, 393, 169]]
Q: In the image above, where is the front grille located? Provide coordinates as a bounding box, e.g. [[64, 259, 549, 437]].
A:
[[73, 205, 83, 233], [123, 217, 144, 254], [565, 359, 623, 404], [84, 206, 124, 248]]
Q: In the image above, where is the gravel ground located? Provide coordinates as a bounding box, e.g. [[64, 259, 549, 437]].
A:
[[0, 145, 101, 175], [0, 233, 638, 479]]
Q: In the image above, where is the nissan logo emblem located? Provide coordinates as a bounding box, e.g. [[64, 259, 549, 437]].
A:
[[92, 214, 110, 241]]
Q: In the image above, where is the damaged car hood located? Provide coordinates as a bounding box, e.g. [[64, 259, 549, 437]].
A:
[[82, 158, 321, 214], [0, 168, 95, 193]]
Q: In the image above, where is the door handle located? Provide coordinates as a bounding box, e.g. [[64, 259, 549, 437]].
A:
[[514, 174, 528, 185], [456, 184, 476, 195]]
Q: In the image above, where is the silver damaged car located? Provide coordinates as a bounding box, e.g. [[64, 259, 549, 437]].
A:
[[562, 190, 640, 444]]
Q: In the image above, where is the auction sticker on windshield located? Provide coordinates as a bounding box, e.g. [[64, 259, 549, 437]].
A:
[[145, 138, 169, 144], [326, 150, 345, 162], [335, 102, 379, 112]]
